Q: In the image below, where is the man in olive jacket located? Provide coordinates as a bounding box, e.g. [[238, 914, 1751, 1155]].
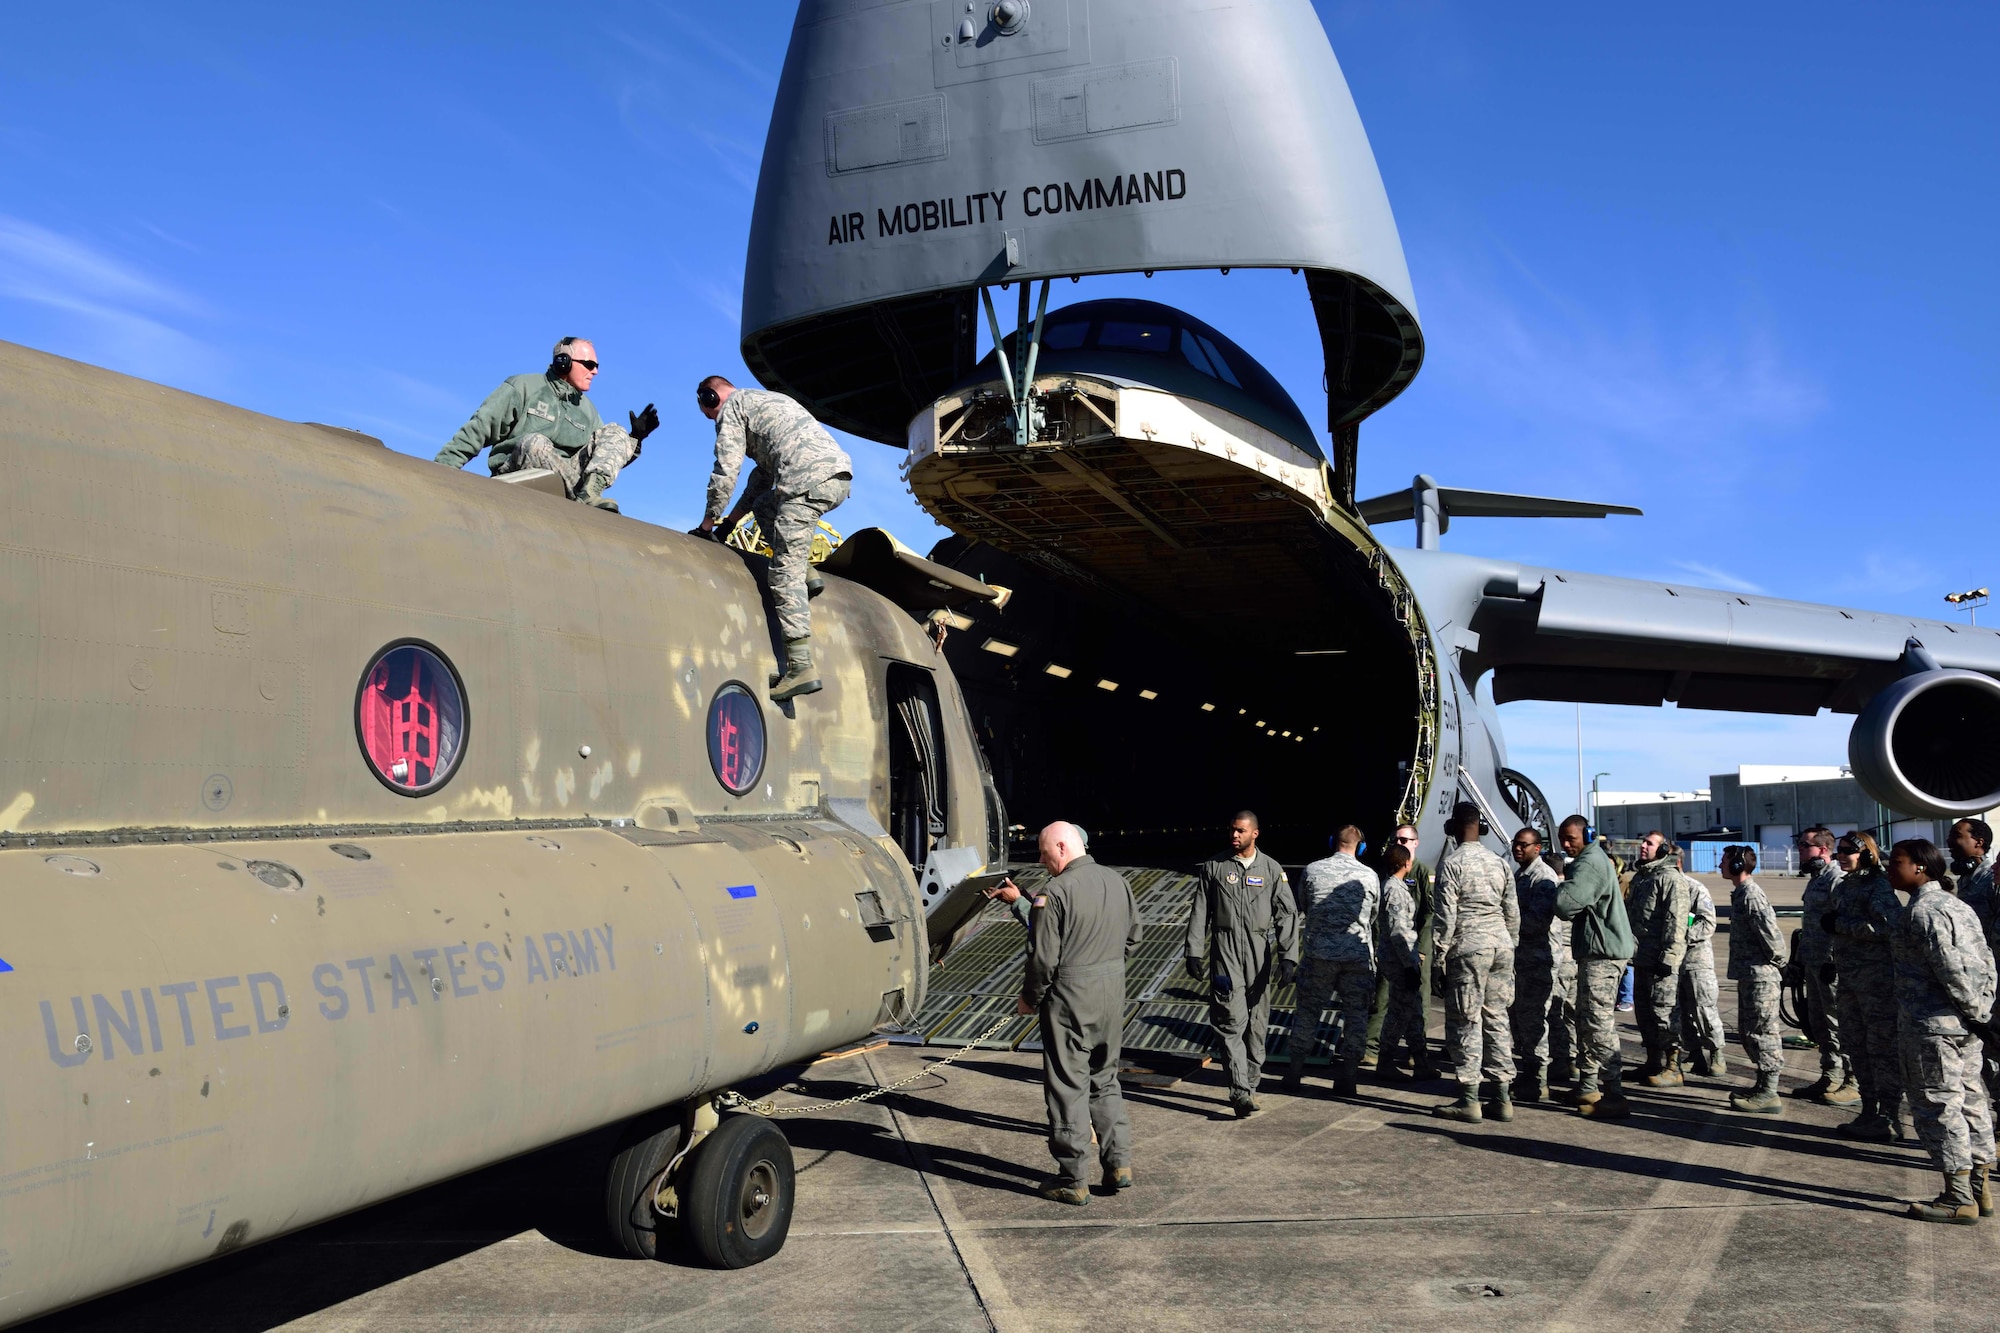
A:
[[1015, 821, 1144, 1205], [434, 337, 653, 509], [1186, 811, 1300, 1118], [1553, 815, 1638, 1119]]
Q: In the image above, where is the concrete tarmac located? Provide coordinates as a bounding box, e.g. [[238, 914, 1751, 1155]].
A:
[[33, 871, 1999, 1331]]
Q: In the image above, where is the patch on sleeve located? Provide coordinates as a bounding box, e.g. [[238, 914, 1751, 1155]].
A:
[[1032, 895, 1049, 908]]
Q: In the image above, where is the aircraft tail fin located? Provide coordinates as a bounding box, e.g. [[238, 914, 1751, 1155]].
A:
[[1357, 474, 1641, 548]]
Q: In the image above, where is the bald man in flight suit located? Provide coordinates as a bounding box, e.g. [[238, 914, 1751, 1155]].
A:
[[1012, 821, 1144, 1205]]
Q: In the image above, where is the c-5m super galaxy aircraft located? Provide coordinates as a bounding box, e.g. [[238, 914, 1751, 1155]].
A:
[[740, 0, 2000, 867], [6, 0, 2000, 1324]]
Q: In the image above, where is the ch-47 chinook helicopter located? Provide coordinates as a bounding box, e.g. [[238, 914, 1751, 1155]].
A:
[[0, 336, 1015, 1322], [9, 0, 2000, 1324]]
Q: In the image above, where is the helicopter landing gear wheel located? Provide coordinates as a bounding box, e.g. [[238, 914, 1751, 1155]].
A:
[[603, 1105, 686, 1260], [680, 1113, 795, 1269]]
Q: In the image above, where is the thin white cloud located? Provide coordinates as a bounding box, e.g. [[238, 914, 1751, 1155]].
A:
[[1427, 255, 1824, 448], [672, 262, 742, 329], [0, 214, 201, 315], [1837, 550, 1940, 599], [383, 370, 470, 415], [1498, 699, 1852, 816], [0, 214, 210, 376], [1667, 560, 1766, 595]]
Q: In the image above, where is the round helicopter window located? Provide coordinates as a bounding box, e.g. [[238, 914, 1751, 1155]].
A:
[[356, 642, 466, 796], [707, 683, 766, 796]]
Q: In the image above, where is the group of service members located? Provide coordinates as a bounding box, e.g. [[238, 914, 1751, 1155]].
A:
[[999, 808, 2000, 1227]]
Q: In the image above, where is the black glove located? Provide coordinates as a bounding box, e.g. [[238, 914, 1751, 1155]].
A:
[[688, 524, 718, 541], [1821, 911, 1838, 935], [1652, 961, 1674, 980], [1402, 966, 1421, 992], [1212, 970, 1234, 999], [1184, 956, 1205, 982], [1820, 961, 1836, 984], [628, 402, 659, 443], [1279, 958, 1299, 987]]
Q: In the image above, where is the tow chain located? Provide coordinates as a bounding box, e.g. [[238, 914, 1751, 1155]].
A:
[[715, 1013, 1016, 1117]]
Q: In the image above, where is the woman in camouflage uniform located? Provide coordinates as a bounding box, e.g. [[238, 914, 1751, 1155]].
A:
[[1886, 839, 1996, 1225], [1374, 843, 1431, 1081], [1724, 846, 1786, 1114], [1827, 832, 1906, 1141]]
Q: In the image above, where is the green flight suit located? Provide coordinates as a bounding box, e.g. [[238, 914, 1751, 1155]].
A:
[[1022, 855, 1144, 1188], [1186, 850, 1300, 1103]]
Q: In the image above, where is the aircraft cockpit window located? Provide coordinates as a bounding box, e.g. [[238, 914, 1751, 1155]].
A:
[[1194, 333, 1242, 387], [1177, 327, 1218, 377], [356, 642, 466, 795], [706, 683, 767, 797], [1039, 320, 1089, 350], [1096, 320, 1172, 351]]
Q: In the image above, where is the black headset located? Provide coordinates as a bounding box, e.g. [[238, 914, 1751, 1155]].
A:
[[551, 337, 580, 377], [697, 381, 722, 410]]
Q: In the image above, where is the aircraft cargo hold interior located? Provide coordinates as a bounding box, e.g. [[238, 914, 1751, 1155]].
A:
[[905, 299, 1438, 866]]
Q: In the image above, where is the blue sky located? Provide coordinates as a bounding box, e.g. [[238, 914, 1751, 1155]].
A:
[[3, 2, 1993, 814]]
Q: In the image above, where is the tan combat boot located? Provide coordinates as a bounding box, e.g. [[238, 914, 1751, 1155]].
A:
[[1974, 1163, 1994, 1218], [1104, 1164, 1133, 1192], [769, 637, 822, 702], [1823, 1064, 1861, 1105], [1644, 1050, 1685, 1088], [1909, 1172, 1979, 1225], [1432, 1082, 1483, 1123], [1729, 1070, 1783, 1115], [575, 469, 618, 510]]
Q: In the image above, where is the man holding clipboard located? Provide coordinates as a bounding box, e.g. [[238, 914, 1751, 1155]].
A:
[[988, 823, 1142, 1206]]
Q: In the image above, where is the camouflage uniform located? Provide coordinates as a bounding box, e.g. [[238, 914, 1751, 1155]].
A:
[[1890, 884, 1996, 1175], [1187, 851, 1299, 1105], [705, 389, 854, 643], [1956, 849, 1997, 931], [1511, 855, 1577, 1078], [1022, 855, 1145, 1188], [1367, 860, 1432, 1060], [1797, 859, 1845, 1079], [1627, 853, 1692, 1063], [1677, 877, 1728, 1069], [1554, 842, 1637, 1099], [435, 371, 635, 499], [1375, 874, 1427, 1069], [1728, 876, 1787, 1075], [1829, 867, 1905, 1115], [1962, 850, 2000, 1101], [1289, 851, 1379, 1075], [1433, 840, 1521, 1085]]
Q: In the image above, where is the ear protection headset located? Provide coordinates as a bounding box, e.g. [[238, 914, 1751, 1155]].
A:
[[551, 337, 580, 377], [697, 382, 722, 411]]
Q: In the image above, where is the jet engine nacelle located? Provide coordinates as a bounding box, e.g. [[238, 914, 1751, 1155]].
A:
[[1849, 666, 2000, 819]]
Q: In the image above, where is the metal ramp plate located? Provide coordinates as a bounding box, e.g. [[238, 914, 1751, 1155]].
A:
[[911, 863, 1338, 1063]]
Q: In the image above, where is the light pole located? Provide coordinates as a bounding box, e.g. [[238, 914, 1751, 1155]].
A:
[[1591, 772, 1610, 830], [1946, 587, 1990, 625], [1575, 703, 1584, 816]]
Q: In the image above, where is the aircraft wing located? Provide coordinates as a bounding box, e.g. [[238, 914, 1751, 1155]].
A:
[[1398, 548, 2000, 716]]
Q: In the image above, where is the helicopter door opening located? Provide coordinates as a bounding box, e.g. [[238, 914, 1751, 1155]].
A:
[[886, 663, 948, 874]]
